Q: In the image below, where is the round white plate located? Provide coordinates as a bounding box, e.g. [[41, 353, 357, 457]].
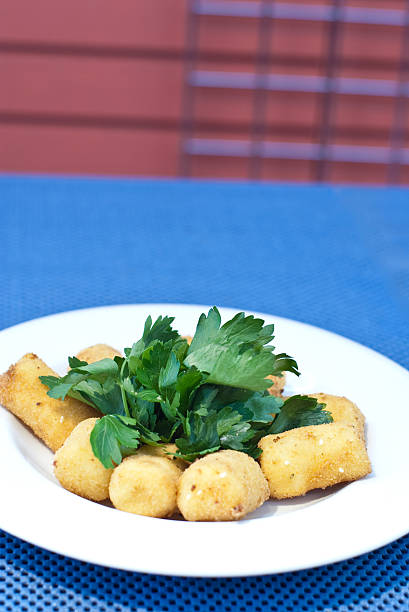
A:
[[0, 304, 408, 577]]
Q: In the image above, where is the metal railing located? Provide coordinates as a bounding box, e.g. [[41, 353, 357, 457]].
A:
[[180, 0, 409, 183]]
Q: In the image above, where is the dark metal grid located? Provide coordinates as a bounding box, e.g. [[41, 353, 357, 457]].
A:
[[181, 1, 409, 183], [185, 139, 409, 164], [194, 1, 408, 26], [188, 72, 405, 97], [388, 0, 409, 184], [249, 0, 274, 179], [316, 0, 343, 182], [180, 0, 200, 178]]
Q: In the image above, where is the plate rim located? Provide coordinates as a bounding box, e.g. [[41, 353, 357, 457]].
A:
[[2, 301, 408, 379], [1, 302, 408, 577]]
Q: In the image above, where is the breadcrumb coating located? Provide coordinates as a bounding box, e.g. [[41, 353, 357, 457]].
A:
[[266, 373, 286, 396], [259, 422, 371, 499], [109, 452, 182, 517], [0, 353, 98, 451], [75, 344, 121, 364], [54, 417, 113, 501], [177, 449, 269, 521], [308, 393, 366, 439]]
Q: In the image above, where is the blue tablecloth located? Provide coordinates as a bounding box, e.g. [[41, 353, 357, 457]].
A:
[[0, 175, 408, 612]]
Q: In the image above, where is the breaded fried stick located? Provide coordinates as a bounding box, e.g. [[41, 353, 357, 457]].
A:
[[177, 449, 269, 521], [259, 422, 371, 499], [54, 418, 113, 501], [0, 353, 98, 451], [307, 393, 365, 438], [75, 344, 121, 364]]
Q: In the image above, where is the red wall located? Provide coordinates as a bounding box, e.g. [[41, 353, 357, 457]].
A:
[[0, 0, 408, 183]]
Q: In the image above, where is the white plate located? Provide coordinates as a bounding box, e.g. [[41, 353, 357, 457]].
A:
[[0, 304, 408, 577]]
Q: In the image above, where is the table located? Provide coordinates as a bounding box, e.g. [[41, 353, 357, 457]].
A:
[[0, 174, 408, 612]]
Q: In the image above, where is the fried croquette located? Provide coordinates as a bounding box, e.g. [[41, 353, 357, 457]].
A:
[[137, 443, 189, 471], [177, 449, 269, 521], [258, 422, 371, 499], [75, 344, 122, 364], [267, 373, 286, 396], [54, 418, 113, 501], [0, 353, 98, 451], [308, 393, 365, 438], [109, 451, 182, 517]]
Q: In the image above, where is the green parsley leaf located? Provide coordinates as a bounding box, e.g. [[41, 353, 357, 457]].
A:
[[216, 406, 243, 437], [68, 356, 88, 369], [40, 371, 89, 401], [40, 358, 120, 403], [158, 351, 180, 390], [142, 315, 180, 346], [122, 379, 159, 436], [171, 337, 190, 364], [219, 421, 254, 452], [74, 378, 125, 415], [69, 358, 119, 379], [90, 415, 140, 468], [185, 307, 299, 391], [268, 395, 333, 434], [160, 393, 181, 424], [174, 388, 282, 461], [174, 367, 204, 414], [40, 309, 326, 468], [135, 388, 162, 402], [125, 315, 181, 372], [131, 341, 174, 390], [270, 353, 300, 377], [175, 412, 220, 462], [235, 393, 283, 423]]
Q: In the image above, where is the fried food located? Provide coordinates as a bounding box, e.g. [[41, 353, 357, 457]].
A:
[[75, 344, 121, 364], [267, 373, 286, 396], [308, 393, 365, 438], [137, 443, 189, 471], [109, 451, 182, 517], [258, 422, 371, 499], [0, 353, 98, 451], [54, 417, 113, 501], [177, 449, 269, 521]]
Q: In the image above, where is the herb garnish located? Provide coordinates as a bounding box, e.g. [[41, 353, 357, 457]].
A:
[[40, 307, 332, 468]]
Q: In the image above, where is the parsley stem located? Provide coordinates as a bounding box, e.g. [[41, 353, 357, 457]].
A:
[[120, 359, 130, 417], [120, 384, 130, 417]]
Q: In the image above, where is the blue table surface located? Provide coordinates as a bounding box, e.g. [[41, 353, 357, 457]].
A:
[[0, 174, 408, 612]]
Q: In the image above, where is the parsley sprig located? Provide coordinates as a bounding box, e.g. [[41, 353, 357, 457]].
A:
[[40, 307, 332, 468]]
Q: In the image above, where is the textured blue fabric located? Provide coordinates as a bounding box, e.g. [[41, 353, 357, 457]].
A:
[[0, 175, 408, 612]]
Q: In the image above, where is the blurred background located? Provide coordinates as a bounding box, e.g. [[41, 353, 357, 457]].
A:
[[1, 0, 409, 185]]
